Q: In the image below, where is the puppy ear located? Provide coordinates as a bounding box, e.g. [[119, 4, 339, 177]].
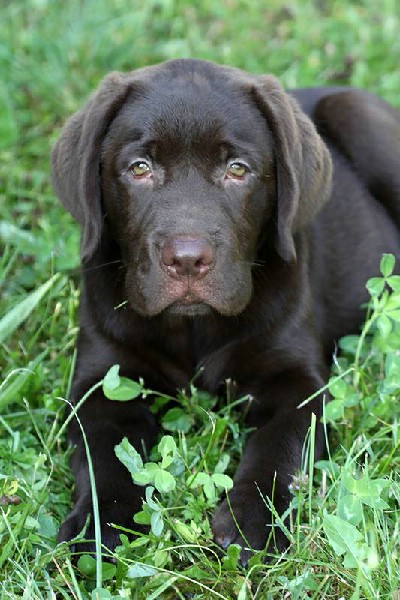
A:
[[52, 72, 133, 261], [252, 77, 332, 262]]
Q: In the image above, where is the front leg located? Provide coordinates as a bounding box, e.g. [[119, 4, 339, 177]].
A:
[[212, 368, 326, 563], [59, 384, 158, 553]]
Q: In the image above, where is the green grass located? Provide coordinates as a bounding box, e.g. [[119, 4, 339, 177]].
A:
[[1, 0, 399, 597]]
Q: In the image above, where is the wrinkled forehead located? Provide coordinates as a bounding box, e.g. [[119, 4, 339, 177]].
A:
[[106, 75, 271, 157]]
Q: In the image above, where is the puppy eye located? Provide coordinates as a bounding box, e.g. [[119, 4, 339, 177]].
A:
[[129, 160, 152, 179], [226, 161, 248, 180]]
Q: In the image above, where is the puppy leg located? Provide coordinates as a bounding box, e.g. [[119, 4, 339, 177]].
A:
[[212, 370, 325, 564], [59, 388, 157, 553]]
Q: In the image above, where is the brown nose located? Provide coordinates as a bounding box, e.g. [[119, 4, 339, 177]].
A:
[[161, 237, 214, 279]]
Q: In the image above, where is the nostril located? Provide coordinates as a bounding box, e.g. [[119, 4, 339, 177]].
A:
[[161, 237, 214, 279]]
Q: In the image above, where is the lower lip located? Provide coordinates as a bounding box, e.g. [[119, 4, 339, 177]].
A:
[[177, 293, 202, 304], [167, 300, 210, 315]]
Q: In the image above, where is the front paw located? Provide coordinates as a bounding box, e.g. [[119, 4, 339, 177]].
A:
[[58, 494, 143, 555], [212, 480, 290, 565]]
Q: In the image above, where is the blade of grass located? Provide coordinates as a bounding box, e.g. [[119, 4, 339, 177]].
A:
[[60, 397, 103, 589], [0, 273, 59, 344], [0, 349, 48, 410], [308, 413, 316, 526]]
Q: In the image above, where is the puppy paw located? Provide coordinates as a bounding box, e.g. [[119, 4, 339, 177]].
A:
[[212, 481, 289, 565], [58, 495, 142, 555]]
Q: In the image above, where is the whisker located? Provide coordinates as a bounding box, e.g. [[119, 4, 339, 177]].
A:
[[250, 260, 266, 268], [56, 261, 122, 278], [78, 259, 124, 275]]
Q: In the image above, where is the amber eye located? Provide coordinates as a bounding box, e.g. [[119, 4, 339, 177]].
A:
[[226, 161, 248, 179], [129, 160, 152, 178]]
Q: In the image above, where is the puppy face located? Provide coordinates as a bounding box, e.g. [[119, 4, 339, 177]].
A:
[[52, 59, 332, 319], [100, 75, 275, 317]]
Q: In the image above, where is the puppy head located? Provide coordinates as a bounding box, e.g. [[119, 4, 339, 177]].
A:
[[52, 59, 332, 317]]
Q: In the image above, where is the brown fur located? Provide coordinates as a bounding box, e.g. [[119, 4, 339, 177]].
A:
[[52, 59, 400, 563]]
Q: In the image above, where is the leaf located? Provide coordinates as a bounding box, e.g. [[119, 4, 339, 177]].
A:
[[79, 558, 118, 589], [151, 510, 164, 537], [144, 463, 159, 476], [328, 378, 348, 399], [343, 549, 367, 569], [376, 314, 392, 338], [338, 334, 360, 354], [203, 477, 216, 501], [337, 494, 363, 526], [133, 470, 154, 486], [188, 472, 210, 488], [127, 563, 157, 578], [344, 474, 390, 509], [162, 407, 192, 432], [323, 513, 365, 567], [77, 554, 96, 576], [154, 548, 168, 568], [222, 543, 242, 570], [103, 371, 143, 401], [154, 469, 176, 493], [102, 562, 117, 581], [343, 393, 361, 408], [158, 435, 177, 456], [115, 438, 143, 476], [387, 275, 400, 291], [25, 516, 40, 530], [173, 519, 197, 543], [145, 486, 159, 511], [158, 435, 177, 468], [211, 473, 234, 490], [366, 277, 385, 297], [102, 364, 120, 391], [214, 453, 230, 474], [323, 399, 344, 422], [384, 294, 400, 310], [380, 253, 395, 277], [386, 309, 400, 322], [38, 513, 58, 539], [314, 460, 340, 479], [0, 274, 59, 343], [385, 353, 400, 387], [134, 510, 152, 525]]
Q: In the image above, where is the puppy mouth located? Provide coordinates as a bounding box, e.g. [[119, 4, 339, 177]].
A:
[[127, 263, 251, 317], [178, 291, 202, 305], [165, 290, 212, 315], [165, 299, 212, 317]]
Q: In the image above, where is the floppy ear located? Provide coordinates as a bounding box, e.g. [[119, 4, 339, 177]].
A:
[[252, 76, 332, 262], [52, 72, 134, 261]]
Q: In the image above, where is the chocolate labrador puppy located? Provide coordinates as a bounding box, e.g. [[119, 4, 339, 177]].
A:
[[52, 58, 400, 560]]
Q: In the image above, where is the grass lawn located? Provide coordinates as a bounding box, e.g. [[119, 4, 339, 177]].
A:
[[0, 0, 399, 597]]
